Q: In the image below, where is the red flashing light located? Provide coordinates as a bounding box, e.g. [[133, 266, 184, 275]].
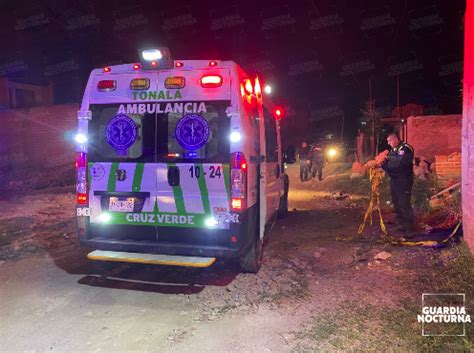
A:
[[240, 84, 245, 97], [274, 106, 284, 120], [97, 80, 116, 91], [151, 61, 157, 67], [77, 194, 88, 204], [254, 76, 262, 98], [209, 60, 218, 67], [231, 152, 247, 169], [230, 152, 247, 212], [167, 153, 180, 158], [103, 67, 111, 73], [200, 75, 223, 88], [230, 235, 237, 243], [244, 79, 253, 95], [133, 63, 141, 70], [175, 61, 184, 68], [75, 152, 88, 205]]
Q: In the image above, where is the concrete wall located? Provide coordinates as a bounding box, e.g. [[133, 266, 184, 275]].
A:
[[463, 0, 474, 253], [435, 153, 462, 179], [0, 104, 78, 170], [406, 115, 462, 161], [0, 78, 53, 110]]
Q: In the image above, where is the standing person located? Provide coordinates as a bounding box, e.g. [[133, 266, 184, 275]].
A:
[[285, 144, 296, 164], [310, 143, 324, 180], [298, 141, 311, 181], [381, 132, 415, 238]]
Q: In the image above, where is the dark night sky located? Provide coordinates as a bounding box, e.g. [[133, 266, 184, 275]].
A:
[[0, 0, 466, 141]]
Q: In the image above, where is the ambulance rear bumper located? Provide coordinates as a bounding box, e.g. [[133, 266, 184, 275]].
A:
[[78, 205, 258, 259], [79, 236, 239, 258]]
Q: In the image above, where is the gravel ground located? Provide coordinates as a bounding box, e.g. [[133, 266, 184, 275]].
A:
[[0, 164, 472, 352]]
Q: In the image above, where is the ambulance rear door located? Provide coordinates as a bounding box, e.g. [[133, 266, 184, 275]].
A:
[[87, 72, 159, 241]]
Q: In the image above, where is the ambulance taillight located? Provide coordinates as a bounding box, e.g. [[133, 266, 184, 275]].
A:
[[230, 152, 247, 212], [75, 152, 88, 205], [97, 80, 116, 92], [200, 75, 223, 88]]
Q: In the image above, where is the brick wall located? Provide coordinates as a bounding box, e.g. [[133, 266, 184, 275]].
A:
[[435, 152, 462, 178], [406, 114, 462, 161], [463, 0, 474, 253], [0, 104, 78, 170]]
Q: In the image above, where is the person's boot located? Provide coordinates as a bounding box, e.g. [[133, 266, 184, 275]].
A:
[[402, 225, 415, 239]]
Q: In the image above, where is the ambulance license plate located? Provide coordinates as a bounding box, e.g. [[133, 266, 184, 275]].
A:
[[109, 198, 134, 212]]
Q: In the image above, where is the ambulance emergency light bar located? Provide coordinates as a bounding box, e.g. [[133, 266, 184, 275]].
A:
[[139, 47, 173, 70]]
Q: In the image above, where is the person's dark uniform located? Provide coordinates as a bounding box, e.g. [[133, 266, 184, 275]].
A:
[[298, 144, 311, 181], [285, 144, 296, 164], [381, 141, 415, 235], [310, 145, 324, 180]]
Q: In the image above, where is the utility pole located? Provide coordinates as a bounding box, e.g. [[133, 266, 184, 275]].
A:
[[368, 78, 376, 157], [340, 111, 345, 143], [397, 74, 401, 138]]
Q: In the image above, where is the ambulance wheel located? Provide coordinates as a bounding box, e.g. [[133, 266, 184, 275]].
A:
[[239, 237, 263, 273]]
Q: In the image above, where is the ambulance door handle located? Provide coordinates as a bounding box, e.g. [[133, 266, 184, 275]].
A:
[[167, 166, 180, 186]]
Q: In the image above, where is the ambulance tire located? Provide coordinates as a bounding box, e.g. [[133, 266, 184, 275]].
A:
[[239, 237, 263, 273]]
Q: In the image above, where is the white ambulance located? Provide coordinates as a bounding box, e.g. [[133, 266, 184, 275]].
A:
[[75, 47, 289, 273]]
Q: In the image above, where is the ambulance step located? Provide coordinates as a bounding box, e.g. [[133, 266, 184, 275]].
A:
[[87, 250, 216, 268]]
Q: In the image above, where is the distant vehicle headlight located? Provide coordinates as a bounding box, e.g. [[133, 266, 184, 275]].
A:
[[327, 148, 338, 158]]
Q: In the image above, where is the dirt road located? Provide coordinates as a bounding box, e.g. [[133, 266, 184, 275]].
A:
[[0, 164, 472, 352]]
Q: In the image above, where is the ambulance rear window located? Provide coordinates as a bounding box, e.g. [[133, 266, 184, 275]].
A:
[[88, 101, 230, 163]]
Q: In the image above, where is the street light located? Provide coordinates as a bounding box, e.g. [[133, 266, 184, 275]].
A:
[[264, 85, 272, 94]]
